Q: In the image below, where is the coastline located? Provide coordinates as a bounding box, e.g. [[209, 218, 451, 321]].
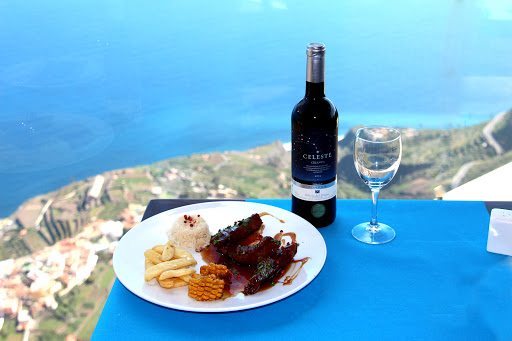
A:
[[4, 111, 512, 258], [0, 108, 499, 219], [2, 109, 509, 220]]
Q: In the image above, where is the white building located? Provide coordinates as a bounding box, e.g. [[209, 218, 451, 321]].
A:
[[100, 221, 124, 241]]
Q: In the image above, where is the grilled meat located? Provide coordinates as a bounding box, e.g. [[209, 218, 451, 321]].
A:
[[210, 213, 263, 248], [243, 243, 298, 295], [218, 236, 281, 265]]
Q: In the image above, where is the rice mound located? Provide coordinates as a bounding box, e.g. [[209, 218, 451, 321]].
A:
[[167, 214, 211, 249]]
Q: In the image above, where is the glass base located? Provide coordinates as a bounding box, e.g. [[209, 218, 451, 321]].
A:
[[352, 222, 395, 244]]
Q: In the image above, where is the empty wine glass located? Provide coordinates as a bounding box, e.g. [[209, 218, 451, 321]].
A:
[[352, 126, 402, 244]]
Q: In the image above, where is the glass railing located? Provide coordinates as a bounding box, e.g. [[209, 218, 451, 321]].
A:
[[1, 0, 511, 339]]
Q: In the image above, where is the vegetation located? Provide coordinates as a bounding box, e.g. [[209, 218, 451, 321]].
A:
[[0, 318, 19, 341], [4, 114, 512, 262], [493, 109, 512, 151], [0, 235, 32, 260], [460, 149, 512, 184], [335, 118, 508, 200], [1, 112, 512, 340]]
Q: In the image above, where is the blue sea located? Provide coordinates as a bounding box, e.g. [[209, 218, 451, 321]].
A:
[[1, 0, 511, 217]]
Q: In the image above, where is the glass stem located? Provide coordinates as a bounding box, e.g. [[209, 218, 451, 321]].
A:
[[369, 188, 380, 232]]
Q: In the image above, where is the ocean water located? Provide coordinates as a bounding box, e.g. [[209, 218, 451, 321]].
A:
[[1, 0, 511, 217]]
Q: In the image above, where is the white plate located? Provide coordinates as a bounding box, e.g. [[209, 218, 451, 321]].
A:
[[113, 201, 327, 312]]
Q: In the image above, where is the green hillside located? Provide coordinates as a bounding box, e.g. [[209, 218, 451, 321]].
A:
[[3, 111, 512, 261]]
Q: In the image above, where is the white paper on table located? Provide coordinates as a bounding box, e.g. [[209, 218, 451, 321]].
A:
[[487, 208, 512, 257]]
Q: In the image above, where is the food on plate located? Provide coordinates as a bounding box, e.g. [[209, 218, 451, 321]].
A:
[[144, 249, 162, 264], [188, 263, 230, 301], [206, 213, 300, 295], [151, 245, 195, 261], [144, 257, 197, 282], [243, 243, 298, 295], [144, 241, 197, 289], [159, 268, 196, 281], [210, 213, 263, 247], [167, 214, 211, 249], [188, 274, 225, 301], [158, 277, 188, 289], [218, 236, 281, 265], [180, 275, 192, 283], [161, 244, 175, 261], [144, 212, 303, 298], [173, 247, 196, 261], [200, 263, 229, 277], [145, 258, 154, 270]]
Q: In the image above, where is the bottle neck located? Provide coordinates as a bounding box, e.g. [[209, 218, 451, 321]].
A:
[[305, 81, 325, 97], [305, 49, 325, 97]]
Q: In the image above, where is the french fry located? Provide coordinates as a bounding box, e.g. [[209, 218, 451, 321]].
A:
[[174, 247, 195, 261], [144, 258, 197, 282], [152, 245, 165, 254], [171, 278, 189, 288], [145, 258, 154, 270], [154, 244, 193, 260], [144, 249, 162, 264], [161, 245, 175, 261], [146, 240, 198, 290], [157, 277, 189, 289], [180, 275, 192, 283], [159, 268, 195, 281], [157, 278, 176, 289]]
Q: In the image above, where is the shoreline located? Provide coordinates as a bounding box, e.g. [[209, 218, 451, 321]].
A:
[[2, 109, 508, 219]]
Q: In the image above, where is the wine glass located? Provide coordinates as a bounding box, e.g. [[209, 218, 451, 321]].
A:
[[352, 126, 402, 244]]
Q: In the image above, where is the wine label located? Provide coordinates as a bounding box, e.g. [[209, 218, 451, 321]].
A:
[[292, 129, 338, 182], [291, 178, 337, 201]]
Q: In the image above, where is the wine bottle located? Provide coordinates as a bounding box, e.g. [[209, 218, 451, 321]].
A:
[[291, 42, 338, 228]]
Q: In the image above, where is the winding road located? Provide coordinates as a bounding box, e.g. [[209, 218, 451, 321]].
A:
[[451, 111, 507, 188], [483, 111, 507, 155]]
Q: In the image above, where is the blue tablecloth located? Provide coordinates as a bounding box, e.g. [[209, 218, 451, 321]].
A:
[[92, 199, 512, 340]]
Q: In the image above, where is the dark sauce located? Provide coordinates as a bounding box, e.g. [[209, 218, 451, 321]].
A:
[[200, 212, 305, 297], [274, 231, 297, 244], [241, 228, 264, 246], [259, 212, 285, 224], [200, 244, 252, 298], [283, 257, 310, 285]]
